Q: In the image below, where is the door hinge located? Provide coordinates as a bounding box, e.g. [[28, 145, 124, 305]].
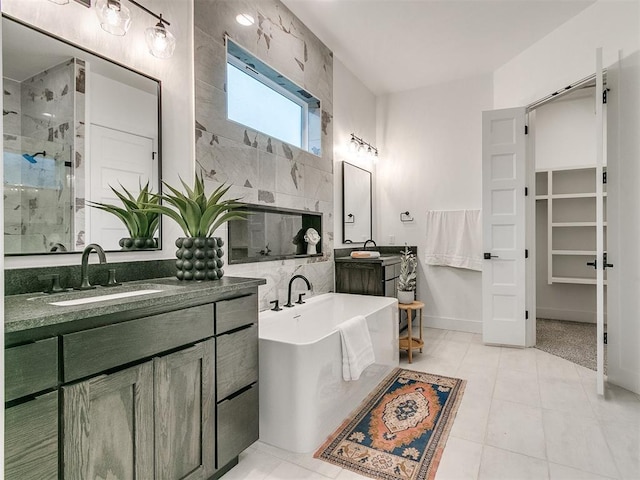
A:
[[603, 171, 607, 184], [524, 125, 529, 134], [603, 88, 609, 104], [525, 249, 529, 258], [525, 310, 529, 320], [152, 151, 158, 160], [604, 332, 608, 344], [525, 187, 529, 196]]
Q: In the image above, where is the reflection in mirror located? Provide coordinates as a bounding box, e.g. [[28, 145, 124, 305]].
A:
[[2, 16, 161, 255], [342, 162, 372, 243], [228, 204, 322, 264]]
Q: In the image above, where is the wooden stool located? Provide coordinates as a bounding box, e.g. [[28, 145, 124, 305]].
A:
[[398, 301, 425, 363]]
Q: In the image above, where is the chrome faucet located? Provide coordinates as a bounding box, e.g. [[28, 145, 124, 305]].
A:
[[284, 274, 312, 307], [76, 243, 107, 290], [363, 239, 377, 251]]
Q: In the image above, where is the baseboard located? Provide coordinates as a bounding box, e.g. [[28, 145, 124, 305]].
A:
[[536, 307, 605, 323], [424, 315, 482, 334]]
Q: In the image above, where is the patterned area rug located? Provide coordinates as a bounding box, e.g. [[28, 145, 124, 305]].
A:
[[314, 368, 465, 480]]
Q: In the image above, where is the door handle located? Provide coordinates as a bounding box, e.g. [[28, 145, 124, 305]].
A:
[[587, 258, 597, 269], [483, 253, 499, 260]]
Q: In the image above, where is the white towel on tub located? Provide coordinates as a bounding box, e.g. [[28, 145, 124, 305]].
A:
[[425, 209, 483, 271], [338, 315, 375, 381]]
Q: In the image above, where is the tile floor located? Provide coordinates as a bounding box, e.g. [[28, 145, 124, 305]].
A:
[[225, 327, 640, 480]]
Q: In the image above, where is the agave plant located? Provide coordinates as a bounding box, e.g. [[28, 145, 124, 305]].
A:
[[149, 172, 249, 238], [398, 245, 417, 292], [87, 181, 160, 240]]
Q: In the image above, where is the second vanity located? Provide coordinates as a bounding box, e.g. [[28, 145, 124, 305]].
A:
[[5, 275, 266, 480]]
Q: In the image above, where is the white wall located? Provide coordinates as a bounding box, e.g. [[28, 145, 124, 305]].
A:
[[333, 58, 377, 248], [376, 74, 493, 332], [494, 0, 640, 108], [2, 0, 193, 268]]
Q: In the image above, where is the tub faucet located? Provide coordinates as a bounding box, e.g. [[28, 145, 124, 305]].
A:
[[285, 274, 312, 307], [76, 243, 107, 290], [363, 239, 377, 251]]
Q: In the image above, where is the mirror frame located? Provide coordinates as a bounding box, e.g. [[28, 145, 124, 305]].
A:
[[2, 14, 163, 256], [342, 161, 372, 244]]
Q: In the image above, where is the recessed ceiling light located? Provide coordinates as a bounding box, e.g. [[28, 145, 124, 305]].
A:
[[236, 13, 255, 26]]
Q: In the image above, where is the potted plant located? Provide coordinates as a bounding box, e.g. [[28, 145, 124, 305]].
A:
[[397, 245, 417, 304], [147, 172, 249, 280], [87, 181, 160, 250]]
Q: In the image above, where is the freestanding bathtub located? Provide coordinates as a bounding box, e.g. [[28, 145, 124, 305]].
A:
[[259, 292, 399, 453]]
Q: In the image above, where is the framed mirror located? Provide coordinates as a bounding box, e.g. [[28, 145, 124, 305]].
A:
[[2, 16, 161, 255], [342, 162, 372, 243]]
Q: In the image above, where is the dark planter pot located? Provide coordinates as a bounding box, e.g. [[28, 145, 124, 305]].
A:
[[175, 237, 225, 281], [119, 237, 158, 250]]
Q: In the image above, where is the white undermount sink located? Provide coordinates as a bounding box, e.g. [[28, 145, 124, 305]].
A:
[[49, 289, 163, 307]]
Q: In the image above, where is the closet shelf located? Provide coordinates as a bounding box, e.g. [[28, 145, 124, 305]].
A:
[[551, 250, 596, 256], [550, 192, 607, 199], [551, 276, 607, 286], [551, 222, 607, 227], [536, 195, 548, 200]]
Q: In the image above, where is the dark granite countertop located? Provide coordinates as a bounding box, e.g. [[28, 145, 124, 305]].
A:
[[5, 276, 266, 335], [334, 254, 401, 265]]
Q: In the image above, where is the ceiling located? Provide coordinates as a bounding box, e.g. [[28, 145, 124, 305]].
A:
[[281, 0, 596, 95]]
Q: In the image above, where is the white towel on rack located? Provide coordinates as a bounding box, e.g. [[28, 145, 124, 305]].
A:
[[337, 315, 375, 381], [425, 210, 482, 271]]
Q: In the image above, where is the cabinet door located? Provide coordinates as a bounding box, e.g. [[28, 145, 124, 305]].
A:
[[62, 362, 154, 480], [336, 263, 383, 295], [155, 339, 215, 480], [5, 391, 58, 480]]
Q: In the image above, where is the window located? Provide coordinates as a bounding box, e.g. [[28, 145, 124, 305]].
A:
[[226, 39, 321, 156]]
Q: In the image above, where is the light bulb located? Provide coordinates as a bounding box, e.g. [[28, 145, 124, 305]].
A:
[[236, 13, 255, 26], [96, 0, 131, 36], [145, 20, 176, 59]]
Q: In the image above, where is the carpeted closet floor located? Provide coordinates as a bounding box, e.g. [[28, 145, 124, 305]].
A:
[[535, 318, 605, 371]]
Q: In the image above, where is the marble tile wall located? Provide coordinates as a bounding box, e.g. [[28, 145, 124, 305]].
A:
[[194, 0, 334, 310]]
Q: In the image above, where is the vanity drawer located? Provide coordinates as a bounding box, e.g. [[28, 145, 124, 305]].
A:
[[216, 324, 258, 401], [5, 337, 58, 402], [385, 262, 400, 280], [63, 303, 214, 382], [216, 294, 258, 335], [217, 383, 259, 468]]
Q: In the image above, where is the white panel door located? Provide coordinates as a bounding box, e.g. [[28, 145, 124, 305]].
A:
[[594, 48, 606, 395], [482, 107, 527, 346], [605, 50, 640, 395], [88, 125, 155, 249]]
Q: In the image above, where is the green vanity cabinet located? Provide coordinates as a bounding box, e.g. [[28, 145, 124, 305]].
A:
[[5, 282, 262, 480], [335, 256, 401, 297], [5, 338, 59, 480]]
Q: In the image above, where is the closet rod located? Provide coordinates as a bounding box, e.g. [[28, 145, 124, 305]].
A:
[[526, 71, 604, 112]]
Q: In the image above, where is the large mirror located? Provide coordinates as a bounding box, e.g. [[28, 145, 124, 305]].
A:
[[2, 16, 161, 255], [342, 162, 372, 243]]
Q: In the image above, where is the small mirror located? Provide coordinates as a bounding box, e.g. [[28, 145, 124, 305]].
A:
[[228, 204, 322, 264], [3, 16, 161, 255], [342, 162, 372, 243]]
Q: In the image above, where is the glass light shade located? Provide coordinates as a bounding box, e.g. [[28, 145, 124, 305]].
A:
[[349, 136, 359, 153], [96, 0, 131, 36], [236, 13, 255, 26], [48, 0, 70, 4], [145, 22, 176, 59]]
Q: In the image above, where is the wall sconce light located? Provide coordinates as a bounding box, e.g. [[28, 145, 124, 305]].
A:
[[349, 133, 379, 161], [50, 0, 175, 57], [95, 0, 131, 36]]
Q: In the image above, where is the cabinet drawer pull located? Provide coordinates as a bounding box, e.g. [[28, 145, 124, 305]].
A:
[[219, 382, 256, 403], [217, 323, 254, 336]]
